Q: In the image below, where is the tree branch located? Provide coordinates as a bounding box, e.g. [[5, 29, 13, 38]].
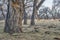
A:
[[37, 0, 45, 10]]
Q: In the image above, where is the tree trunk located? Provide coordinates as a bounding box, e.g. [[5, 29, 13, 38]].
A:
[[30, 0, 45, 25], [4, 0, 23, 34], [24, 10, 27, 24], [23, 0, 27, 25], [4, 0, 11, 33], [30, 0, 37, 25]]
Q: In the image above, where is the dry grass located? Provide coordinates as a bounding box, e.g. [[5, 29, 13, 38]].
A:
[[0, 19, 60, 40]]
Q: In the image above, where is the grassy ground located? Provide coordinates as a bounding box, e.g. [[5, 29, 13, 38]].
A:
[[0, 19, 60, 40]]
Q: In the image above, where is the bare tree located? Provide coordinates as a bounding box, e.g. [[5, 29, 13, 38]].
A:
[[31, 0, 45, 25]]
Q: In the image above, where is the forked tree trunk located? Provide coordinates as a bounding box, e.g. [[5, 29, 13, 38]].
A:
[[31, 0, 45, 25], [4, 0, 23, 33]]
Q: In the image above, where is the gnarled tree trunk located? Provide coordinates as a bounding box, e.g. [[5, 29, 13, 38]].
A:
[[4, 0, 23, 34]]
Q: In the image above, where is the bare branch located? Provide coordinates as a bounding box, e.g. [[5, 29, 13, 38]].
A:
[[37, 0, 45, 10]]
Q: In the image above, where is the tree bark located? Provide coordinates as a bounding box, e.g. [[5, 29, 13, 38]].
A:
[[4, 0, 23, 34]]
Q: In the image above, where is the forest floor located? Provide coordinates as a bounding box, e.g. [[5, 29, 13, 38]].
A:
[[0, 19, 60, 40]]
